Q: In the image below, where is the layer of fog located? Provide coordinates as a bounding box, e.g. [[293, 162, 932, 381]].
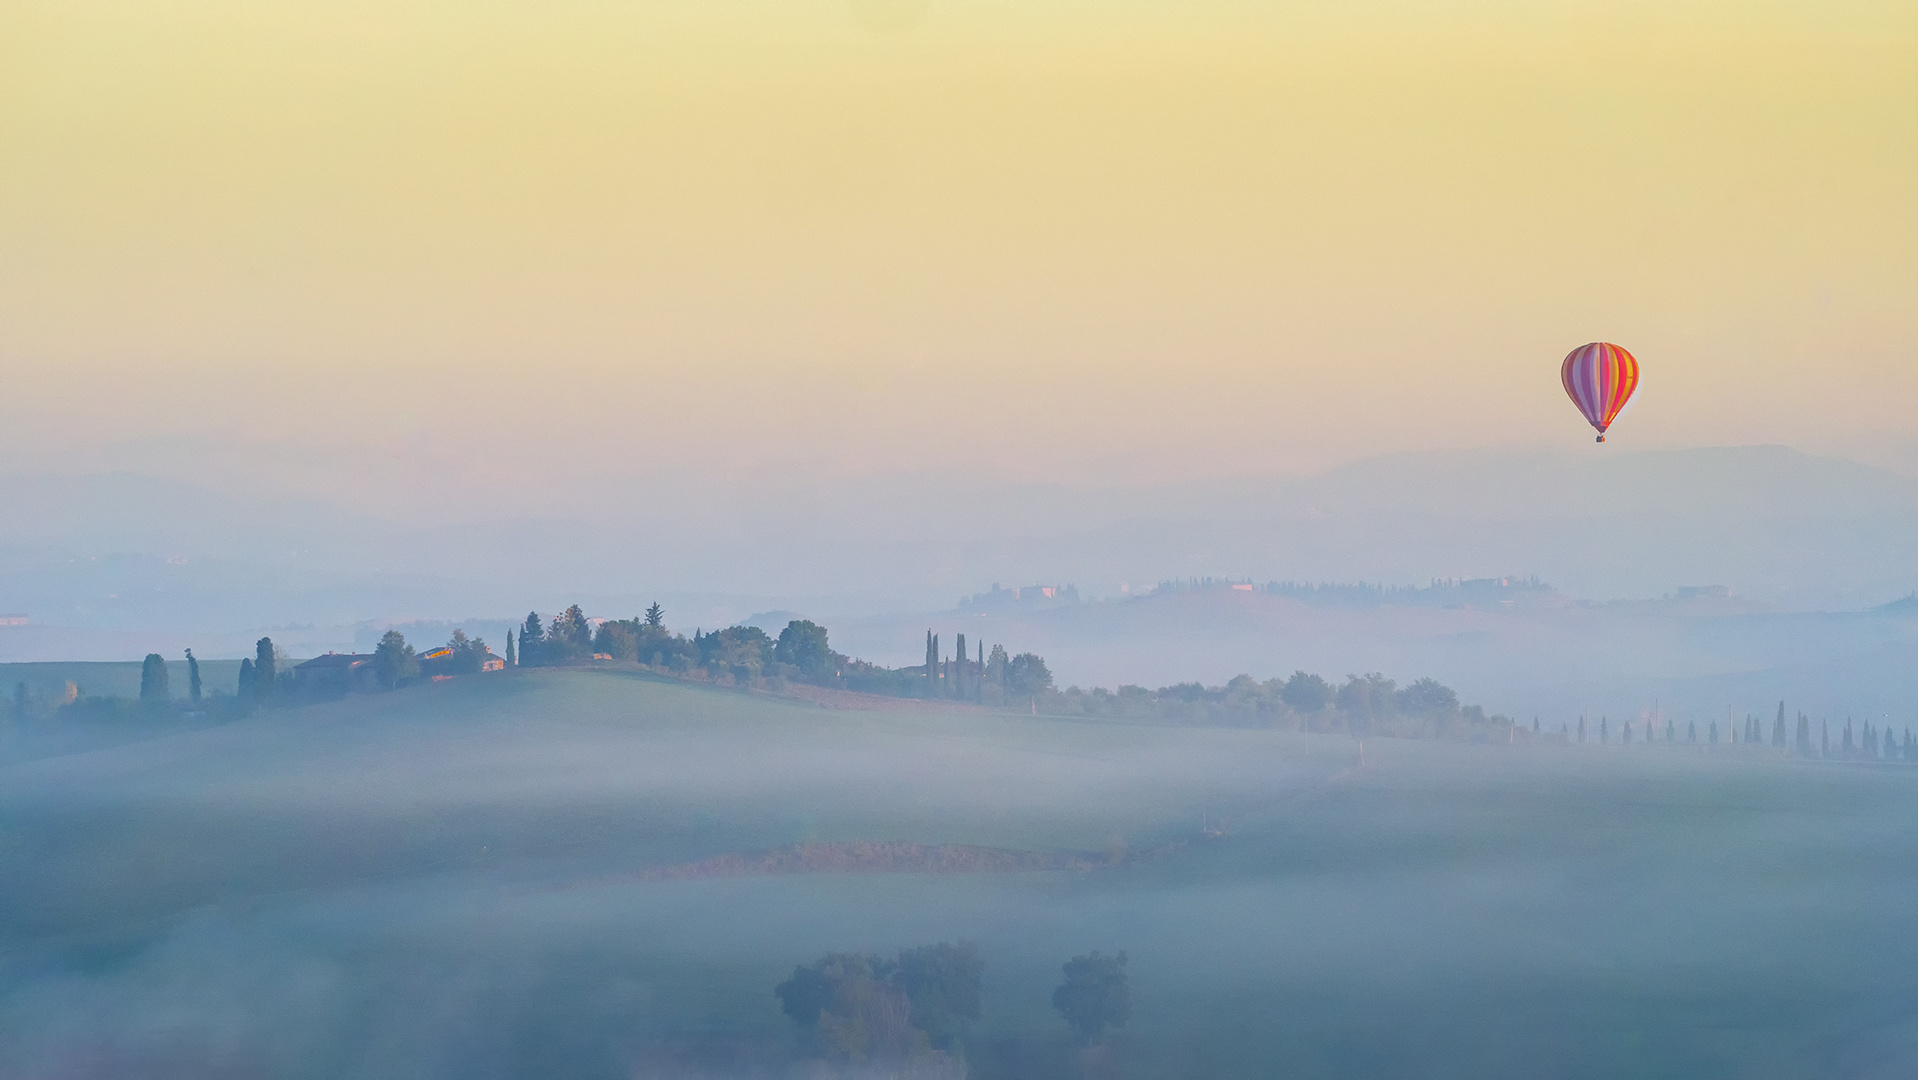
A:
[[3, 675, 1915, 1078]]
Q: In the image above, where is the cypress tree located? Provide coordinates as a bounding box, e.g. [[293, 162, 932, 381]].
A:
[[1577, 715, 1585, 743], [1600, 717, 1608, 743], [185, 649, 202, 704], [139, 653, 169, 706], [955, 633, 967, 700], [1773, 702, 1787, 746], [925, 631, 939, 696], [1710, 720, 1718, 744], [1842, 718, 1854, 755], [1796, 713, 1812, 756], [238, 657, 256, 703], [1821, 718, 1829, 757], [254, 637, 277, 704], [506, 629, 517, 667], [1666, 718, 1675, 742], [519, 612, 543, 667], [1687, 720, 1697, 743]]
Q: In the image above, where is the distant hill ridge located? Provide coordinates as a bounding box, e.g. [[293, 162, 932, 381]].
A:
[[1149, 576, 1557, 610]]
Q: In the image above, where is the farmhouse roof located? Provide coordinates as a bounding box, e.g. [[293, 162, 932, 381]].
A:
[[295, 652, 373, 670]]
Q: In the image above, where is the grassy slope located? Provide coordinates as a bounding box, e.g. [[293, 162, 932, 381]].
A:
[[2, 671, 1916, 1079]]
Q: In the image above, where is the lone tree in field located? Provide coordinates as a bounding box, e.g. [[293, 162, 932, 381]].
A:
[[374, 629, 418, 690], [1053, 950, 1130, 1044], [185, 649, 202, 704], [139, 653, 169, 707]]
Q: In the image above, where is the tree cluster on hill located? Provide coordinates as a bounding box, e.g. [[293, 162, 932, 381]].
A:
[[507, 605, 1048, 703], [1038, 670, 1513, 739]]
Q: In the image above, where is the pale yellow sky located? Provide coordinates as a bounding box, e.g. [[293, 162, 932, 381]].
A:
[[2, 0, 1914, 512]]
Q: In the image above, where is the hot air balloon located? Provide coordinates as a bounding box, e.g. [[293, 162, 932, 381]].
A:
[[1560, 342, 1639, 442]]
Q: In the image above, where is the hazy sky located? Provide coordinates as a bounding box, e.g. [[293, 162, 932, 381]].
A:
[[3, 0, 1913, 520]]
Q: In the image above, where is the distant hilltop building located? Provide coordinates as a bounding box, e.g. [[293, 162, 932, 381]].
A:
[[1150, 576, 1559, 610], [420, 645, 506, 674], [0, 614, 27, 626], [959, 583, 1082, 611]]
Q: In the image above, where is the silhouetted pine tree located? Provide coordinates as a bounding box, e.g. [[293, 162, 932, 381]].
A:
[[1796, 713, 1812, 756], [185, 649, 202, 704], [1843, 718, 1854, 755], [505, 629, 516, 667], [1773, 702, 1787, 746], [1687, 720, 1697, 743], [238, 657, 256, 704]]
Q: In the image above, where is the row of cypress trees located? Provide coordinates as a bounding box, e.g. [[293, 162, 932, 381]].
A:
[[1553, 702, 1916, 760]]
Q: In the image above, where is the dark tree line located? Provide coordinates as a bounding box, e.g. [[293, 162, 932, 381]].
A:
[[1035, 670, 1511, 740]]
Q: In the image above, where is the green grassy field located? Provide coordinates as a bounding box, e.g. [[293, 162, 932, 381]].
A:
[[2, 670, 1915, 1078]]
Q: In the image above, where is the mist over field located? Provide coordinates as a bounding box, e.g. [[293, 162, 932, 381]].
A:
[[4, 673, 1916, 1079]]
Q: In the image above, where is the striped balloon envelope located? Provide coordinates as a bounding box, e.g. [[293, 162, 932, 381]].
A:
[[1560, 342, 1639, 443]]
